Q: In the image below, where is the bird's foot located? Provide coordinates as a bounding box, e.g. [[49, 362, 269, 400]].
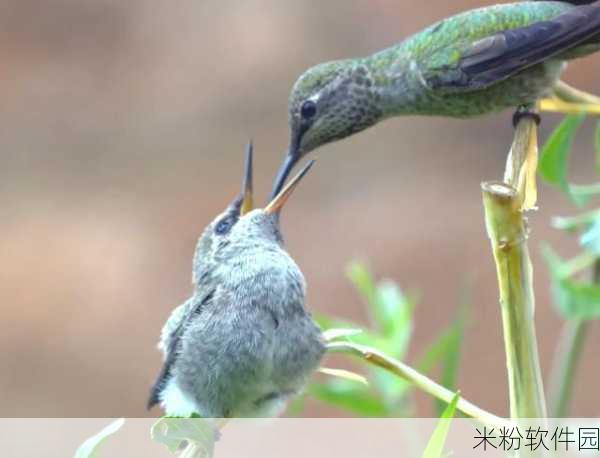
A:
[[512, 106, 541, 128]]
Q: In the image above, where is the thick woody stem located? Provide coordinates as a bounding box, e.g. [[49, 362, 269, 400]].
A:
[[481, 182, 547, 420]]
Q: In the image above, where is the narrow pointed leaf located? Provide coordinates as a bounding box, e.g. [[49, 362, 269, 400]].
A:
[[322, 328, 363, 342], [75, 418, 125, 458], [319, 367, 369, 385], [417, 305, 466, 416], [423, 392, 460, 458], [373, 281, 414, 337], [347, 261, 377, 306], [317, 315, 387, 350], [436, 314, 465, 416]]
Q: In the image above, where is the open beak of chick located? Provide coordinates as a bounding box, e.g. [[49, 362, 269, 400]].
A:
[[240, 141, 254, 216], [237, 140, 314, 218], [265, 159, 314, 215]]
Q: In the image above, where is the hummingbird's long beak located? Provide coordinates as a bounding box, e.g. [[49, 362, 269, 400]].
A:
[[270, 151, 299, 201], [240, 141, 254, 216], [270, 125, 306, 199], [265, 160, 315, 215]]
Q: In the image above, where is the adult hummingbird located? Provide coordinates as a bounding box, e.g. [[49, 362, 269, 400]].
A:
[[147, 143, 325, 418], [271, 0, 600, 197]]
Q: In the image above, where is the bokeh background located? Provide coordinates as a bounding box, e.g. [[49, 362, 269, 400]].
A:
[[1, 0, 599, 417]]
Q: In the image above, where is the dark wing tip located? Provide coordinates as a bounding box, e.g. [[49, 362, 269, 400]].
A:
[[147, 376, 166, 410], [146, 393, 160, 410]]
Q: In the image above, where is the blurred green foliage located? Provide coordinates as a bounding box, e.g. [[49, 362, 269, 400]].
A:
[[539, 114, 587, 206], [540, 115, 600, 321], [305, 261, 466, 417]]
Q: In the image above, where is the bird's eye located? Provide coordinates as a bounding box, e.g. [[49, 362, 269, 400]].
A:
[[300, 100, 317, 120], [214, 217, 233, 235]]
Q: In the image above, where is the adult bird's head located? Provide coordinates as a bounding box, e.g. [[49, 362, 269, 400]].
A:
[[271, 59, 383, 198]]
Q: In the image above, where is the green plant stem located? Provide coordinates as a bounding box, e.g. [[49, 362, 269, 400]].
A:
[[554, 80, 600, 106], [327, 341, 511, 429], [481, 181, 547, 419], [549, 259, 600, 417]]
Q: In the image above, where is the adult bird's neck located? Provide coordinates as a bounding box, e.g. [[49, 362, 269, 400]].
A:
[[363, 45, 430, 117]]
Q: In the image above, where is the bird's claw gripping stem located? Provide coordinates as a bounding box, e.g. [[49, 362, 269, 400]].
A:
[[512, 106, 541, 128]]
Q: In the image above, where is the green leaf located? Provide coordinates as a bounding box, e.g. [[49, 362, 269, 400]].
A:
[[309, 381, 389, 416], [316, 314, 387, 350], [347, 261, 417, 358], [151, 417, 216, 455], [347, 261, 378, 307], [581, 217, 600, 255], [317, 263, 420, 415], [348, 262, 415, 337], [375, 282, 416, 359], [316, 313, 411, 406], [322, 327, 363, 342], [553, 209, 600, 233], [423, 392, 460, 458], [319, 367, 369, 385], [543, 245, 600, 320], [75, 418, 125, 458], [571, 183, 600, 207], [373, 281, 413, 336], [418, 330, 455, 375], [370, 366, 412, 408], [436, 315, 465, 416], [539, 114, 586, 206], [552, 278, 600, 319], [419, 325, 462, 416]]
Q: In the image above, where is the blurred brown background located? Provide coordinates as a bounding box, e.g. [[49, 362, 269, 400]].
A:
[[1, 0, 599, 418]]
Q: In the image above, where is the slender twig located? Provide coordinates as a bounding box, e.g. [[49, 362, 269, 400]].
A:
[[539, 81, 600, 116], [327, 341, 511, 429], [554, 81, 600, 106], [548, 259, 600, 417], [561, 251, 598, 278]]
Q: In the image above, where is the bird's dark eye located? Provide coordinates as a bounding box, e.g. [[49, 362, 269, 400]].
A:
[[214, 217, 233, 235], [300, 100, 317, 120]]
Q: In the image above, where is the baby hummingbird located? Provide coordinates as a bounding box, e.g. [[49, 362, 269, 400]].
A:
[[271, 0, 600, 196], [148, 143, 325, 418]]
